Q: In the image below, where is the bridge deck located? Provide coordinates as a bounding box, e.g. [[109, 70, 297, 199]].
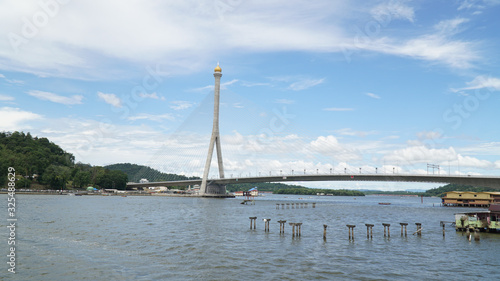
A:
[[127, 174, 500, 190]]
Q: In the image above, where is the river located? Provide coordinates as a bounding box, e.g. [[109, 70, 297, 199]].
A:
[[1, 194, 499, 280]]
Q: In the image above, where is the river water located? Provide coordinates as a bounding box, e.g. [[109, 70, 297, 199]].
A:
[[1, 194, 499, 280]]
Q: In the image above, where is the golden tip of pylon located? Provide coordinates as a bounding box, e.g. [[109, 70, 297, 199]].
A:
[[214, 62, 221, 73]]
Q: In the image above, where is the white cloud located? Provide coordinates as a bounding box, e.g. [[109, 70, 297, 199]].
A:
[[28, 90, 83, 105], [453, 75, 500, 92], [0, 94, 14, 101], [170, 101, 194, 110], [383, 145, 493, 169], [275, 99, 295, 104], [365, 92, 381, 99], [323, 107, 354, 111], [288, 78, 324, 91], [128, 113, 174, 122], [371, 1, 415, 23], [335, 128, 376, 137], [434, 18, 469, 35], [0, 1, 482, 78], [97, 92, 122, 108], [0, 107, 42, 131], [140, 92, 165, 100]]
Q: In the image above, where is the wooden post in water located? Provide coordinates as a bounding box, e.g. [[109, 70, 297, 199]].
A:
[[474, 229, 480, 241], [249, 217, 257, 229], [286, 203, 290, 209], [281, 203, 284, 209], [383, 223, 391, 237], [400, 223, 408, 237], [290, 223, 296, 237], [323, 224, 328, 240], [347, 225, 356, 240], [442, 223, 446, 237], [296, 223, 302, 236], [278, 220, 287, 234], [415, 223, 422, 236], [365, 224, 374, 239], [312, 203, 316, 208], [263, 219, 271, 232], [276, 203, 279, 209], [305, 203, 308, 208]]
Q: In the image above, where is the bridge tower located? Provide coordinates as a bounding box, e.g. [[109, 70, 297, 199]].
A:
[[199, 63, 227, 196]]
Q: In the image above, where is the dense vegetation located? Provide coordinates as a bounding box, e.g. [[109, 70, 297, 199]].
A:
[[362, 190, 425, 196], [226, 182, 307, 192], [0, 131, 128, 190], [105, 163, 199, 182], [423, 183, 497, 197], [274, 187, 365, 196]]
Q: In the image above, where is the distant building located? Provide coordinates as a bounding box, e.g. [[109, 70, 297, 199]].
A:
[[442, 191, 500, 207]]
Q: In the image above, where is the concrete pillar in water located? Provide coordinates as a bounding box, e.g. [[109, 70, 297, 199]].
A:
[[263, 219, 271, 232], [249, 217, 257, 229], [276, 204, 279, 209], [415, 223, 422, 236], [383, 223, 391, 237], [286, 203, 290, 209], [278, 220, 287, 234], [281, 203, 285, 209], [305, 203, 308, 208], [400, 223, 408, 237], [365, 224, 374, 239], [291, 203, 294, 209], [347, 225, 356, 240], [297, 223, 302, 236]]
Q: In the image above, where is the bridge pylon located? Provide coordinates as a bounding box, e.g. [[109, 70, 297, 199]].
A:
[[199, 63, 228, 197]]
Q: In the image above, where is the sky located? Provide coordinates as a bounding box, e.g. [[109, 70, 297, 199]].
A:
[[1, 0, 500, 191]]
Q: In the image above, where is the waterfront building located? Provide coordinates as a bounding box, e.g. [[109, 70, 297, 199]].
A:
[[442, 191, 500, 207]]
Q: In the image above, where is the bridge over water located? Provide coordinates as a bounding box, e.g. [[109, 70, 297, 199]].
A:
[[127, 64, 500, 196], [127, 174, 500, 191]]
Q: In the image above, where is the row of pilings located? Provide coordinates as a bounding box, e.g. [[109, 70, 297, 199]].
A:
[[247, 217, 476, 241], [276, 203, 316, 209]]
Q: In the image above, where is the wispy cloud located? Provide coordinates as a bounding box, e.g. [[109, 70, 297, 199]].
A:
[[28, 90, 83, 105], [371, 1, 415, 23], [128, 113, 174, 122], [190, 79, 239, 92], [0, 94, 14, 101], [452, 75, 500, 92], [0, 107, 42, 131], [275, 99, 295, 104], [170, 101, 194, 110], [140, 92, 165, 100], [365, 92, 381, 99], [323, 107, 354, 111], [97, 92, 122, 108], [288, 78, 325, 91]]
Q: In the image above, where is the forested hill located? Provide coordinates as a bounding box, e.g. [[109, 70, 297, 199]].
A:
[[423, 183, 499, 197], [0, 131, 127, 190], [105, 163, 200, 183]]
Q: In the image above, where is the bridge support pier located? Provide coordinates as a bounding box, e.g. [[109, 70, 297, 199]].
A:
[[383, 223, 391, 237], [400, 223, 408, 237], [249, 217, 257, 229], [347, 225, 355, 240], [365, 224, 374, 239]]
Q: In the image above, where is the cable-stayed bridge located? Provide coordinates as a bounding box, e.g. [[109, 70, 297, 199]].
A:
[[126, 64, 500, 196]]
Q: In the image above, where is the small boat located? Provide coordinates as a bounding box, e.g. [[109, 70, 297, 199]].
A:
[[378, 202, 391, 205]]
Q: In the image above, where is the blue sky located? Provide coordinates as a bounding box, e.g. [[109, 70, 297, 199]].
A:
[[1, 0, 500, 190]]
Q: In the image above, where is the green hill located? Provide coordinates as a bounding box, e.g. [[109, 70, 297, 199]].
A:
[[105, 163, 200, 183], [423, 183, 498, 197], [0, 131, 127, 190]]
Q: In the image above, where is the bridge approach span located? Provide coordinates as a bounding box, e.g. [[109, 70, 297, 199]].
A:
[[127, 174, 500, 190]]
